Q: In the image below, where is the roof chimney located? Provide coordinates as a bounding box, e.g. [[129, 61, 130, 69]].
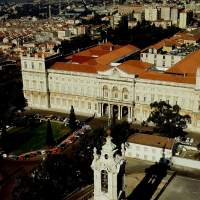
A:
[[110, 45, 113, 52]]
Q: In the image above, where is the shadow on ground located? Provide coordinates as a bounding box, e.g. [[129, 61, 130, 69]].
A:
[[127, 161, 169, 200]]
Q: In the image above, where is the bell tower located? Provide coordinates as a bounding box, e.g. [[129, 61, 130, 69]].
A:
[[91, 130, 126, 200]]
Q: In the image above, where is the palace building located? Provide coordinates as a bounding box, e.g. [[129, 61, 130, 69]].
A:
[[21, 42, 200, 132]]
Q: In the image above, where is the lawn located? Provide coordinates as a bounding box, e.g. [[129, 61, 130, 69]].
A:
[[6, 121, 69, 155]]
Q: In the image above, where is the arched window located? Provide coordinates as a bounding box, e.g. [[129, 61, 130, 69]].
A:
[[101, 170, 108, 193], [122, 88, 128, 100], [112, 86, 118, 98], [103, 85, 108, 98]]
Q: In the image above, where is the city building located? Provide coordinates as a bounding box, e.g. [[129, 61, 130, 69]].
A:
[[125, 134, 174, 162], [171, 8, 178, 25], [140, 30, 200, 70], [144, 7, 158, 21], [179, 11, 188, 29], [21, 41, 200, 133], [161, 6, 171, 21], [110, 13, 123, 29]]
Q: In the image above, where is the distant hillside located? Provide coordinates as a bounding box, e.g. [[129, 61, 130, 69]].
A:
[[0, 0, 33, 3]]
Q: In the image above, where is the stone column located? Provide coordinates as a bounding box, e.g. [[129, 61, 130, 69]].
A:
[[128, 107, 132, 122], [108, 104, 111, 118], [97, 103, 101, 117], [118, 105, 121, 120], [120, 105, 122, 119], [100, 103, 103, 117]]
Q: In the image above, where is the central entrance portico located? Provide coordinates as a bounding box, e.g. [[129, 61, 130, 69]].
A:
[[99, 102, 133, 122], [97, 66, 136, 123]]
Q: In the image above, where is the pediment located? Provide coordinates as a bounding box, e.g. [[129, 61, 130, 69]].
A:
[[98, 67, 134, 79]]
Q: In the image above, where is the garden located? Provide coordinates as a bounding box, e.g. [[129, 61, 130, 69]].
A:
[[4, 120, 69, 155]]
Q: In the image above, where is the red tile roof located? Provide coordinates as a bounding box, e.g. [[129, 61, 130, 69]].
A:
[[118, 60, 152, 74], [95, 44, 140, 65], [51, 43, 140, 73], [128, 133, 174, 149], [167, 49, 200, 75], [51, 62, 109, 74], [138, 71, 195, 84]]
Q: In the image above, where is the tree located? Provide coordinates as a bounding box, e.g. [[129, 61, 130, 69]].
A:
[[68, 105, 77, 132], [0, 63, 27, 151], [12, 154, 92, 200], [76, 127, 106, 164], [76, 121, 134, 163], [147, 101, 191, 138], [111, 121, 134, 151], [46, 120, 55, 146]]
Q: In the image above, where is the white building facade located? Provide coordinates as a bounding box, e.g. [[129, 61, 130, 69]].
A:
[[179, 12, 187, 29], [21, 44, 200, 133], [125, 134, 174, 162], [161, 6, 171, 21], [140, 48, 183, 70], [144, 7, 158, 21]]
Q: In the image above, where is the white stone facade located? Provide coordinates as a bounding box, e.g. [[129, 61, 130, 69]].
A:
[[161, 7, 171, 21], [21, 50, 200, 133], [144, 7, 158, 22], [125, 142, 172, 162], [140, 48, 183, 70], [179, 12, 187, 29]]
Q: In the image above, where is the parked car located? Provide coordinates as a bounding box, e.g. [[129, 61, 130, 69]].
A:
[[8, 154, 18, 160]]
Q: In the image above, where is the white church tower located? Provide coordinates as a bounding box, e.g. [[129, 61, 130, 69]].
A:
[[91, 130, 126, 200]]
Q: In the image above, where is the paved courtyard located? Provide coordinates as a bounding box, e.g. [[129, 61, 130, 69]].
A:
[[159, 176, 200, 200], [125, 158, 200, 200]]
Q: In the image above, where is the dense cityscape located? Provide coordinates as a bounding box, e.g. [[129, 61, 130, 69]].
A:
[[0, 0, 200, 200]]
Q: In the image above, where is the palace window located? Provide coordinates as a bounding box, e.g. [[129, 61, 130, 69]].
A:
[[39, 63, 42, 70], [136, 96, 139, 102], [124, 94, 128, 99], [41, 96, 45, 105], [40, 81, 44, 90], [88, 102, 91, 110], [32, 80, 36, 88], [25, 80, 29, 88], [31, 62, 34, 69], [103, 85, 108, 98], [122, 88, 128, 100], [24, 61, 27, 69], [112, 86, 118, 99], [151, 94, 154, 102], [101, 170, 108, 193]]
